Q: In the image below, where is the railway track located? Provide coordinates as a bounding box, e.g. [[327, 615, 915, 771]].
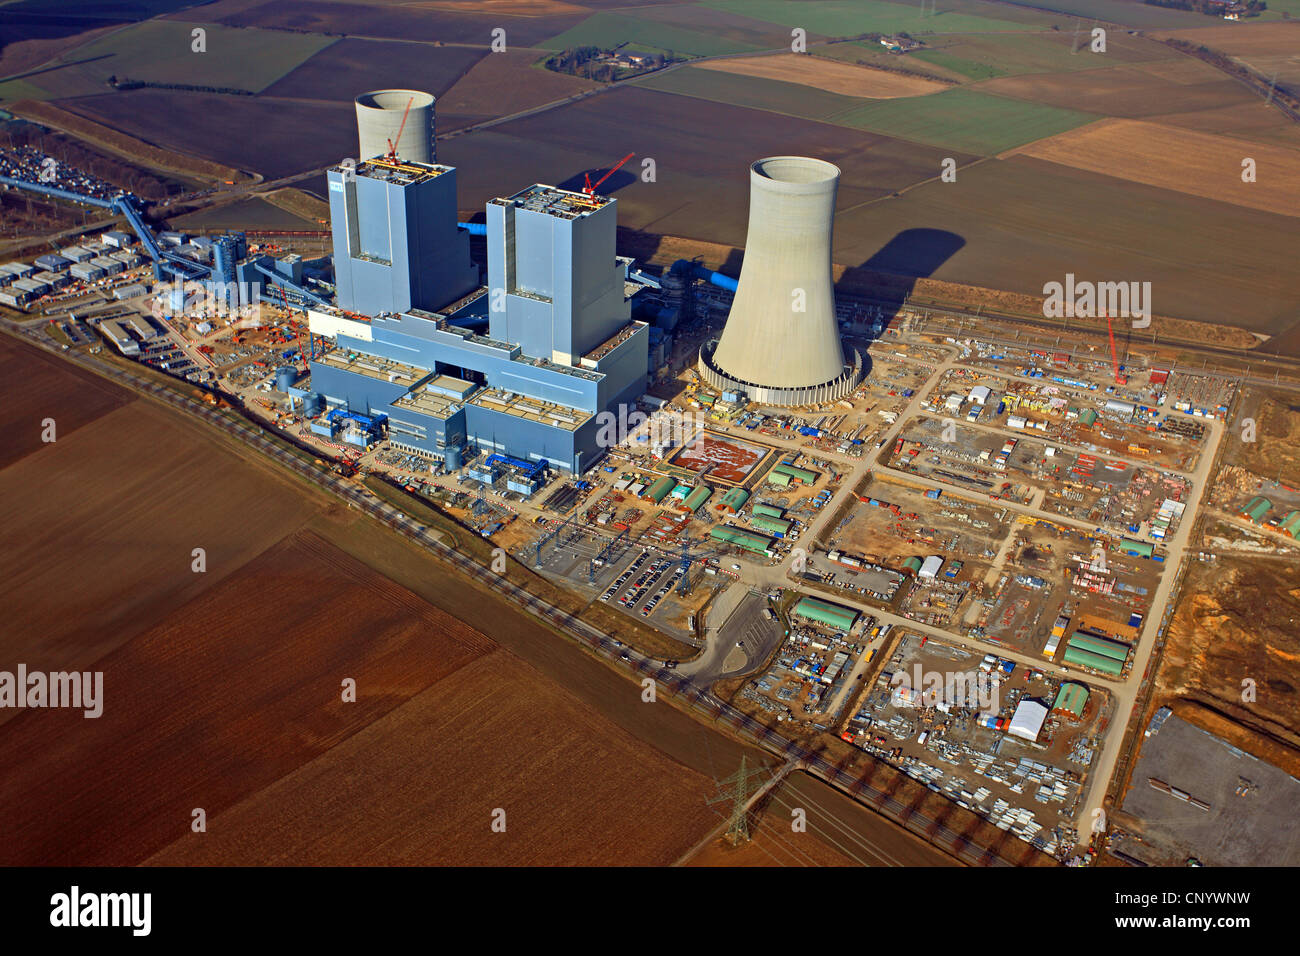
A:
[[17, 328, 1046, 867]]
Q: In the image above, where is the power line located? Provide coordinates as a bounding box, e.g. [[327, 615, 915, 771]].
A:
[[705, 756, 773, 845]]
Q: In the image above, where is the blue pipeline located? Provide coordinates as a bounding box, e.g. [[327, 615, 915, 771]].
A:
[[672, 258, 737, 292], [0, 175, 210, 280]]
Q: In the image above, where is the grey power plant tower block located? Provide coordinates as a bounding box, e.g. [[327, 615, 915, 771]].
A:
[[700, 156, 862, 406], [355, 89, 435, 164]]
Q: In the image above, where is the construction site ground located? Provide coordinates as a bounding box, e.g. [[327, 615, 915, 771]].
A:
[[1111, 713, 1300, 867], [846, 630, 1110, 856]]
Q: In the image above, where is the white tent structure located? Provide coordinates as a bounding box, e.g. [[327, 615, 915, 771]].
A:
[[1008, 698, 1049, 742]]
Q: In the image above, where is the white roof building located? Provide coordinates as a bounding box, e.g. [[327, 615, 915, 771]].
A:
[[918, 555, 944, 580], [1008, 698, 1049, 742], [969, 385, 991, 405]]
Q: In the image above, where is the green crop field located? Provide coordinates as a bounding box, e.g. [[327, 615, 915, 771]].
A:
[[825, 88, 1099, 153], [0, 21, 335, 101], [813, 41, 968, 82], [910, 49, 1012, 80], [0, 0, 200, 17], [633, 66, 863, 121], [909, 30, 1175, 80], [541, 11, 763, 57], [703, 0, 1047, 36], [1256, 0, 1300, 17], [984, 0, 1213, 27], [0, 79, 48, 103]]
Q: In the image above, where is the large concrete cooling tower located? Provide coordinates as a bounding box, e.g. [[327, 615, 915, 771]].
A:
[[355, 89, 435, 164], [699, 156, 862, 406]]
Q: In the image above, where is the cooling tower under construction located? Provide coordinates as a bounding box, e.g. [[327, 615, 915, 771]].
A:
[[355, 89, 435, 164], [699, 156, 862, 406]]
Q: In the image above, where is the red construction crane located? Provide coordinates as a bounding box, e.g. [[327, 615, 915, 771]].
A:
[[385, 96, 415, 164], [582, 152, 635, 196]]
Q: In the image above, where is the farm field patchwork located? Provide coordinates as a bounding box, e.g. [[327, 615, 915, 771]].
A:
[[0, 20, 335, 102], [0, 396, 325, 689], [979, 0, 1213, 28], [542, 10, 766, 56], [212, 0, 586, 47], [974, 59, 1261, 120], [0, 337, 736, 866], [56, 90, 358, 179], [0, 530, 502, 865], [0, 16, 120, 79], [440, 85, 966, 248], [0, 332, 131, 469], [813, 40, 970, 82], [1013, 118, 1300, 218], [633, 66, 867, 121], [589, 3, 819, 51], [432, 48, 600, 131], [694, 52, 951, 97], [907, 29, 1175, 81], [417, 0, 590, 13], [1152, 102, 1300, 150], [704, 0, 1054, 35], [167, 196, 326, 231], [260, 37, 486, 103], [826, 154, 1300, 336], [1154, 21, 1300, 89], [825, 88, 1099, 154]]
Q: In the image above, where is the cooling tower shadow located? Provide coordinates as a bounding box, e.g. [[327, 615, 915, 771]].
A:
[[838, 228, 965, 344], [557, 167, 637, 196]]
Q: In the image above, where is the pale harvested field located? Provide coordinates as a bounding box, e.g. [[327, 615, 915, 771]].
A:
[[147, 648, 720, 866], [1011, 118, 1300, 217], [1154, 20, 1300, 56], [696, 53, 949, 98]]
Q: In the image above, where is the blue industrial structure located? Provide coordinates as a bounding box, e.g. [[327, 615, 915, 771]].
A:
[[308, 159, 650, 474], [328, 159, 477, 316], [0, 175, 327, 306], [3, 157, 657, 477]]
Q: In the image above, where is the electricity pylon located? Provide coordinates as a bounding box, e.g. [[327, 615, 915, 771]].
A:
[[706, 757, 772, 845]]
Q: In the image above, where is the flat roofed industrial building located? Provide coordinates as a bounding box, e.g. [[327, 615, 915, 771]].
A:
[[70, 262, 105, 282], [33, 270, 69, 289], [99, 318, 139, 355], [308, 168, 648, 473]]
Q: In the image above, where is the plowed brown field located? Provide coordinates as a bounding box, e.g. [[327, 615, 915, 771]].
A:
[[0, 399, 323, 690], [147, 647, 719, 865], [0, 531, 493, 865], [0, 333, 131, 469]]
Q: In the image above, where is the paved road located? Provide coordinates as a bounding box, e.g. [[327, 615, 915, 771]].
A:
[[8, 325, 1021, 867], [703, 340, 1224, 851], [1073, 414, 1224, 843], [684, 587, 784, 683]]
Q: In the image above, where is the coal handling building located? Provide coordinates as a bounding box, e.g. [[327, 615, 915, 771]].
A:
[[308, 158, 649, 473]]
